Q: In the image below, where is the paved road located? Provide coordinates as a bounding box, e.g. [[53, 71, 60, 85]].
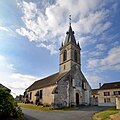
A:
[[22, 106, 110, 120]]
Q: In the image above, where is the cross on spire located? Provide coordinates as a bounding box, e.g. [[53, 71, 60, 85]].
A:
[[69, 15, 71, 26]]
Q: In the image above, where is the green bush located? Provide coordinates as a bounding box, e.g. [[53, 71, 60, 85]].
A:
[[0, 88, 23, 120], [43, 103, 51, 107], [37, 101, 43, 106]]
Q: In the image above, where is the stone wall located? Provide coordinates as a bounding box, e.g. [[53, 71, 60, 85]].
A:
[[27, 85, 55, 105], [54, 76, 69, 107], [54, 65, 91, 107], [116, 97, 120, 109]]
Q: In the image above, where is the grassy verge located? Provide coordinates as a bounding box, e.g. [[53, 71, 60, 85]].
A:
[[62, 106, 80, 111], [18, 103, 79, 112], [93, 107, 119, 120], [18, 103, 53, 111]]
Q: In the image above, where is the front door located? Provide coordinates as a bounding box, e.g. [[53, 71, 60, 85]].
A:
[[76, 93, 79, 105]]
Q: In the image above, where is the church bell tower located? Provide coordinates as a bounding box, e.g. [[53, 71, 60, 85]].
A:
[[59, 17, 81, 73]]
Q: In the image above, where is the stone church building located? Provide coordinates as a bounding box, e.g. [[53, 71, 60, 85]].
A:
[[24, 23, 91, 107]]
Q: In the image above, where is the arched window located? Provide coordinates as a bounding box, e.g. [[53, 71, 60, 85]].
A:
[[63, 50, 67, 61], [74, 50, 77, 62]]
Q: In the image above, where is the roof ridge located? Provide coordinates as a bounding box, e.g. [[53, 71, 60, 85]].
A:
[[103, 81, 120, 84], [26, 72, 68, 91], [36, 72, 59, 82]]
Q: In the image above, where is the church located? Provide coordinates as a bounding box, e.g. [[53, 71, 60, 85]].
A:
[[24, 22, 91, 108]]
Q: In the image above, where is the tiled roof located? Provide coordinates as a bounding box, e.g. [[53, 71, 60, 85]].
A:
[[100, 82, 120, 90], [27, 72, 67, 91], [91, 89, 99, 95], [0, 83, 11, 92]]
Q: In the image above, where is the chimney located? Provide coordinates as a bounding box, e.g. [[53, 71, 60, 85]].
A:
[[99, 83, 101, 88]]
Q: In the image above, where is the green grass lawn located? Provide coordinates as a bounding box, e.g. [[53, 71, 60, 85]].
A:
[[93, 107, 120, 120], [18, 103, 79, 112], [18, 103, 53, 111]]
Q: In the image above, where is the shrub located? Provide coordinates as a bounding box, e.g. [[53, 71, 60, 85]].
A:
[[37, 102, 43, 106], [25, 99, 30, 103], [43, 103, 51, 107], [0, 88, 23, 119]]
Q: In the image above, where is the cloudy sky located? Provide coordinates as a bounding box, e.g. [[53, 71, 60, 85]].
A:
[[0, 0, 120, 97]]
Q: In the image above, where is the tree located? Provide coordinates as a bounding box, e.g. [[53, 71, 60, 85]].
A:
[[0, 88, 23, 120]]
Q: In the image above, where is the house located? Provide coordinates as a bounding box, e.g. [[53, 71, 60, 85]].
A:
[[98, 82, 120, 106], [0, 83, 11, 93], [15, 95, 24, 101], [24, 23, 91, 108], [91, 82, 120, 107]]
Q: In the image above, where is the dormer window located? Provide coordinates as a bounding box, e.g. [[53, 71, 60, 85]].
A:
[[63, 50, 67, 61]]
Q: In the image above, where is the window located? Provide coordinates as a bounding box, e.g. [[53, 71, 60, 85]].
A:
[[104, 92, 110, 96], [104, 98, 110, 103], [113, 91, 120, 95], [30, 92, 32, 100], [93, 95, 95, 98], [84, 82, 86, 89], [64, 65, 66, 70], [35, 91, 39, 96], [76, 80, 80, 87], [63, 50, 67, 61], [71, 79, 75, 87], [74, 50, 77, 62], [82, 81, 86, 90], [39, 90, 43, 99]]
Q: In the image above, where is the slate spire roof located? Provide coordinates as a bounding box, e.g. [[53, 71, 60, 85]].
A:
[[64, 24, 76, 45]]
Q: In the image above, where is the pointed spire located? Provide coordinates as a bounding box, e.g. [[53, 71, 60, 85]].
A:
[[77, 42, 79, 47], [77, 42, 81, 50], [69, 15, 71, 26], [68, 15, 73, 33], [64, 15, 76, 45]]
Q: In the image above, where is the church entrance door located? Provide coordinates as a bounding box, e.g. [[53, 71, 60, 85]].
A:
[[76, 93, 79, 106]]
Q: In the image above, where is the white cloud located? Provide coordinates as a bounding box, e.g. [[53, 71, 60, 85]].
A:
[[75, 10, 111, 36], [112, 41, 120, 46], [87, 46, 120, 71], [95, 44, 107, 51], [0, 26, 9, 32], [0, 25, 17, 38], [89, 51, 103, 57], [37, 43, 57, 55], [78, 36, 97, 46], [0, 55, 39, 97], [16, 0, 113, 54]]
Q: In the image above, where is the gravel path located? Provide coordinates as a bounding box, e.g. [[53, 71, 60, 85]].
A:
[[22, 106, 110, 120]]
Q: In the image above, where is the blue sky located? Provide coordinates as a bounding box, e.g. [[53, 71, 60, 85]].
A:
[[0, 0, 120, 97]]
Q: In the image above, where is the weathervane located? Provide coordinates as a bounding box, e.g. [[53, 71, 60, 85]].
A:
[[69, 15, 71, 26]]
